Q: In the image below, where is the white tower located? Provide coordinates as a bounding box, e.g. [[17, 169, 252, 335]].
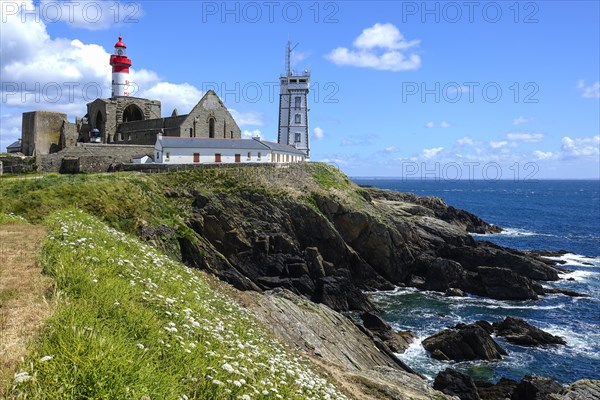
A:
[[109, 36, 132, 97], [278, 41, 310, 159]]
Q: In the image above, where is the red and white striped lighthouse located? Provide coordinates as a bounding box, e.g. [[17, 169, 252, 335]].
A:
[[109, 36, 132, 97]]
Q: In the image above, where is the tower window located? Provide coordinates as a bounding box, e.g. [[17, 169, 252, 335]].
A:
[[294, 97, 301, 109], [294, 114, 301, 124], [295, 132, 301, 143]]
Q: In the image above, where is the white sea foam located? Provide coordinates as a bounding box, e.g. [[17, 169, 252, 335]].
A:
[[470, 227, 555, 238], [543, 253, 600, 268], [558, 269, 598, 281]]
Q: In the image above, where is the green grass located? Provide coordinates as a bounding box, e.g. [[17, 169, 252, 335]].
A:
[[9, 210, 346, 400], [0, 212, 28, 224]]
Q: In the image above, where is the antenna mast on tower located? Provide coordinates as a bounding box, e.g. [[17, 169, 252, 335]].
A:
[[285, 40, 299, 76]]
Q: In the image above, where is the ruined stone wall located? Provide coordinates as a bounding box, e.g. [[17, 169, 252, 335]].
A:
[[86, 97, 161, 144], [21, 111, 67, 156], [182, 91, 241, 139], [38, 143, 154, 173]]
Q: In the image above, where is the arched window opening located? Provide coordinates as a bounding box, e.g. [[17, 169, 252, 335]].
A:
[[209, 117, 215, 138], [122, 104, 144, 123]]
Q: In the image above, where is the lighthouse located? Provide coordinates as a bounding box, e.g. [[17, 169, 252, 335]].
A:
[[109, 36, 132, 97], [277, 41, 310, 159]]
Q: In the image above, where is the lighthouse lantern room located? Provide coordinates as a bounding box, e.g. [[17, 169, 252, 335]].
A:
[[109, 36, 132, 97]]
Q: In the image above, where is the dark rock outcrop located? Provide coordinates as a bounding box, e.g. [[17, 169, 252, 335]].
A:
[[475, 378, 518, 400], [434, 368, 481, 400], [360, 311, 415, 354], [512, 376, 563, 400], [493, 317, 566, 346], [422, 322, 507, 361]]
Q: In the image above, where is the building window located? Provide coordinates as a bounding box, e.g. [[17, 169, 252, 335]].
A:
[[294, 96, 301, 109], [156, 152, 159, 160], [257, 152, 262, 161], [230, 131, 233, 139], [189, 127, 193, 137], [215, 153, 221, 163], [295, 132, 301, 143], [209, 117, 215, 138], [294, 114, 301, 124], [247, 152, 251, 160]]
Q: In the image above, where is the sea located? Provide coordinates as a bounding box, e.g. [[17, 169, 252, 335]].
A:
[[351, 179, 600, 384]]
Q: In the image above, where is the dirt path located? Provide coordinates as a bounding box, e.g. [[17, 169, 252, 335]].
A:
[[0, 224, 52, 396]]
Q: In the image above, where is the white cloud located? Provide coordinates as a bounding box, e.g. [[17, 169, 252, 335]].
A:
[[421, 147, 444, 159], [513, 116, 533, 125], [425, 121, 450, 129], [139, 82, 203, 116], [380, 146, 400, 153], [533, 150, 555, 160], [506, 132, 544, 142], [241, 129, 263, 139], [313, 127, 324, 140], [229, 110, 264, 127], [577, 80, 600, 99], [490, 141, 509, 149], [561, 135, 600, 158], [457, 137, 474, 146], [325, 23, 421, 72]]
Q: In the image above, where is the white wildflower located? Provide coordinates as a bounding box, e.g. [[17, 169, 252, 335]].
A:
[[14, 372, 32, 383], [39, 355, 53, 362], [222, 363, 234, 373]]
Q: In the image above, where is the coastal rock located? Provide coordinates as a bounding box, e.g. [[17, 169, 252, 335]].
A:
[[178, 173, 566, 313], [475, 377, 518, 400], [471, 266, 539, 300], [542, 287, 589, 298], [433, 368, 481, 400], [233, 288, 454, 399], [512, 376, 563, 400], [549, 379, 600, 400], [492, 317, 566, 346], [445, 287, 465, 297], [360, 311, 415, 354], [422, 323, 507, 361]]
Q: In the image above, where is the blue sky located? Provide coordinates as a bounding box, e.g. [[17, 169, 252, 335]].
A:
[[1, 0, 599, 179]]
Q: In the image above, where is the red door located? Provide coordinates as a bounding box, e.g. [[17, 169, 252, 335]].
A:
[[235, 154, 241, 163], [193, 153, 200, 163], [215, 153, 221, 163]]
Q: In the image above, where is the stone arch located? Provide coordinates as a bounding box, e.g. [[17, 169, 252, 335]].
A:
[[122, 104, 144, 123], [95, 111, 105, 142]]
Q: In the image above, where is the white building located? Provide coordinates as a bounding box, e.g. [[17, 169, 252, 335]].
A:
[[278, 41, 310, 159], [154, 135, 306, 165]]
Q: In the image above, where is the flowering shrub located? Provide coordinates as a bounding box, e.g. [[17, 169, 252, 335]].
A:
[[11, 210, 346, 400]]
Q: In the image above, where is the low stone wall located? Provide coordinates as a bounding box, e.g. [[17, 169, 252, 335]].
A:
[[38, 143, 154, 173]]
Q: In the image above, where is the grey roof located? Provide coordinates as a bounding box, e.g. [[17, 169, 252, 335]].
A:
[[260, 140, 306, 155], [7, 140, 21, 150], [157, 137, 305, 155]]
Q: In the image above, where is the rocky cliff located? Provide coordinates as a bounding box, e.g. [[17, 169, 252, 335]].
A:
[[153, 164, 563, 313]]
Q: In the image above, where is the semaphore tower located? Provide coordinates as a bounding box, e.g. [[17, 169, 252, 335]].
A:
[[277, 41, 310, 159]]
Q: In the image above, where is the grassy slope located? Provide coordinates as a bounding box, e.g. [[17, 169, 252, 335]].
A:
[[8, 210, 346, 399]]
